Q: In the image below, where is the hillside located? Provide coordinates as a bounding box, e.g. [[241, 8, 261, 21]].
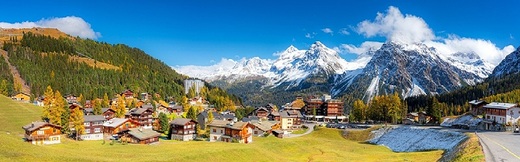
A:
[[0, 29, 243, 104], [0, 95, 442, 161]]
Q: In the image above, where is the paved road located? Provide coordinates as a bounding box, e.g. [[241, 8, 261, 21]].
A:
[[476, 131, 520, 162], [284, 124, 315, 138]]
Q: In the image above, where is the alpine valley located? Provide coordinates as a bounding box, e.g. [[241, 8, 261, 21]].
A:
[[175, 41, 499, 107]]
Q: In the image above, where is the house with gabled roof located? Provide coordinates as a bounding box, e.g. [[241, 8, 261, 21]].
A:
[[169, 118, 197, 141], [22, 121, 62, 145], [280, 110, 303, 130], [81, 115, 105, 140], [250, 120, 280, 136], [11, 92, 31, 103], [122, 128, 160, 144], [125, 107, 154, 129], [208, 120, 253, 143], [469, 100, 488, 115], [483, 102, 520, 130], [103, 118, 139, 139]]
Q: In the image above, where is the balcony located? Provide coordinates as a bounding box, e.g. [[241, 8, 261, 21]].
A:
[[25, 134, 49, 140]]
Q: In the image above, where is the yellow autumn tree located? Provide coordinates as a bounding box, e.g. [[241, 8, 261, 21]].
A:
[[50, 90, 66, 126], [42, 86, 54, 121], [70, 107, 85, 140]]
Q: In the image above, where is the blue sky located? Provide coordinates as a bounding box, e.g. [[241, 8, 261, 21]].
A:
[[0, 0, 518, 66]]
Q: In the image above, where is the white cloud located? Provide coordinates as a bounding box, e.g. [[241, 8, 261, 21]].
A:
[[0, 16, 101, 39], [321, 28, 333, 35], [339, 28, 350, 35], [425, 37, 515, 65], [357, 6, 434, 44], [354, 6, 514, 66], [341, 41, 383, 55]]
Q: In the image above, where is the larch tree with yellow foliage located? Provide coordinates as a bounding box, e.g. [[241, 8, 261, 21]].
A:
[[70, 107, 85, 140], [42, 86, 54, 121]]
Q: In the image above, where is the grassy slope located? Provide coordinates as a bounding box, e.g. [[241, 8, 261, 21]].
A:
[[453, 133, 485, 162], [0, 95, 442, 161]]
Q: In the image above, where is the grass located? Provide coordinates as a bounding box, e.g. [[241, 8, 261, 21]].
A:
[[343, 126, 380, 141], [291, 128, 308, 134], [0, 95, 443, 161], [452, 133, 485, 162], [0, 28, 70, 43], [68, 56, 121, 71]]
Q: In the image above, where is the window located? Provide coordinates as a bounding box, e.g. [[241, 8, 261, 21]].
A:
[[254, 131, 258, 134], [84, 122, 90, 126], [213, 129, 216, 133], [37, 130, 44, 135], [220, 130, 223, 133], [94, 128, 101, 133], [213, 136, 217, 140], [85, 129, 91, 134]]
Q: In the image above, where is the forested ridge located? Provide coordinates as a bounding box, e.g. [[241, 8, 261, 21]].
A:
[[0, 31, 240, 105]]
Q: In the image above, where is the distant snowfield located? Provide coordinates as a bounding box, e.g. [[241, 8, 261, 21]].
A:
[[369, 126, 467, 152]]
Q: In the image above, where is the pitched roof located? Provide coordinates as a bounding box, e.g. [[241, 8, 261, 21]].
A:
[[251, 121, 274, 131], [129, 108, 151, 115], [408, 112, 419, 117], [140, 104, 154, 109], [469, 100, 486, 105], [103, 118, 129, 128], [242, 116, 259, 122], [102, 108, 113, 113], [230, 122, 249, 130], [84, 115, 106, 122], [484, 102, 517, 110], [280, 110, 302, 118], [127, 128, 160, 140], [22, 121, 61, 132], [208, 120, 230, 127], [198, 110, 222, 119], [170, 118, 197, 126]]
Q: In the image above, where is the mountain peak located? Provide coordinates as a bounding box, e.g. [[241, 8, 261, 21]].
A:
[[284, 45, 299, 53], [311, 41, 327, 49]]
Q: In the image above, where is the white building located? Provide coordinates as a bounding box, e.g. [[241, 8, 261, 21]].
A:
[[184, 79, 204, 95], [484, 102, 520, 130]]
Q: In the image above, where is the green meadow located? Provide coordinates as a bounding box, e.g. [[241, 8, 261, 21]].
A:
[[0, 95, 442, 161]]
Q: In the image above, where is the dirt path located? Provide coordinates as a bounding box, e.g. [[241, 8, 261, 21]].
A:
[[0, 49, 31, 94], [284, 124, 315, 138]]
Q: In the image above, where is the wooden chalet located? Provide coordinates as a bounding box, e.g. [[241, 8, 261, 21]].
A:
[[121, 89, 134, 99], [102, 108, 116, 120], [250, 121, 280, 136], [122, 128, 160, 144], [169, 118, 197, 141], [64, 94, 78, 104], [469, 100, 488, 115], [22, 121, 62, 145], [81, 115, 105, 140], [126, 107, 154, 129], [69, 103, 83, 111], [11, 92, 30, 103], [84, 100, 93, 109], [208, 120, 253, 144], [102, 118, 139, 139]]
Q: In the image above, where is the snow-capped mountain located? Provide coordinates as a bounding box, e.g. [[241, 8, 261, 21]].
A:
[[333, 41, 483, 101], [269, 41, 352, 88], [174, 41, 490, 105], [489, 47, 520, 77]]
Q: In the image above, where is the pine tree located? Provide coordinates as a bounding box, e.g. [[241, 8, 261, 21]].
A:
[[159, 112, 169, 133], [61, 102, 71, 134], [42, 86, 54, 121], [187, 106, 197, 121], [0, 79, 7, 96]]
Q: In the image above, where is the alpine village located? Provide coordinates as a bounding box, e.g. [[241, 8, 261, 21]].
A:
[[1, 7, 520, 162]]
